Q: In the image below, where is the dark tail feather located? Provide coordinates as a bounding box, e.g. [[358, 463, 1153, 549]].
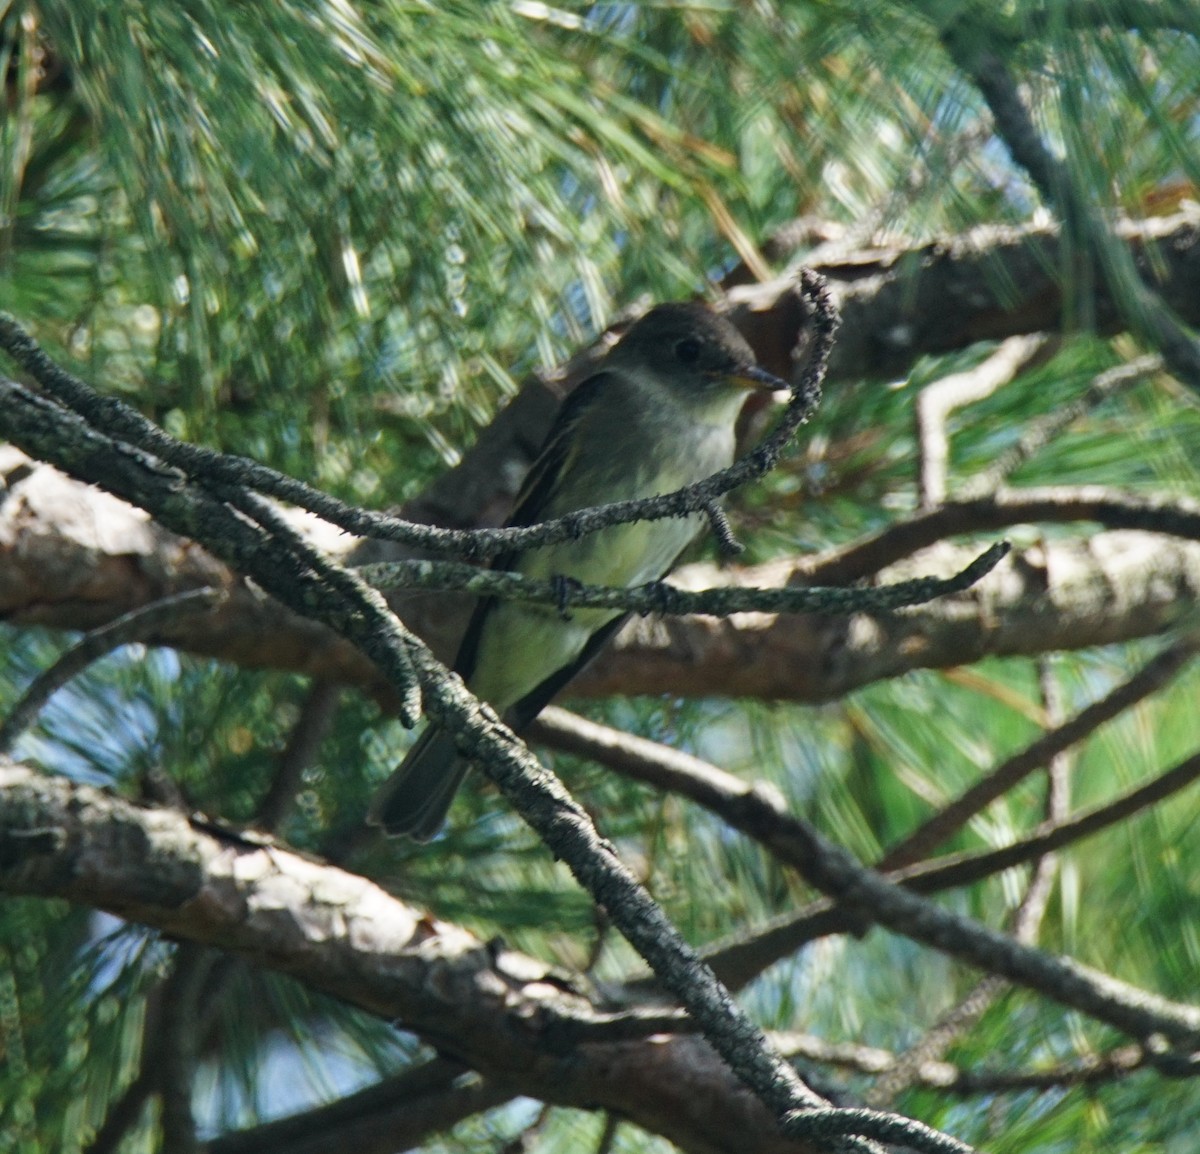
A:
[[368, 724, 469, 840]]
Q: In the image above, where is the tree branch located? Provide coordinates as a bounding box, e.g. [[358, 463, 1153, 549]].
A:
[[915, 336, 1047, 508], [958, 355, 1162, 499], [775, 208, 1200, 384], [359, 542, 1009, 619], [801, 487, 1200, 586], [253, 681, 342, 832], [0, 763, 915, 1154], [0, 321, 978, 1151], [581, 531, 1200, 702], [0, 272, 831, 562], [208, 1059, 512, 1154], [894, 746, 1200, 894], [877, 638, 1196, 870], [864, 659, 1071, 1106], [772, 1031, 1193, 1095], [531, 709, 1200, 1051], [0, 587, 224, 754], [942, 29, 1200, 390], [4, 441, 1198, 704]]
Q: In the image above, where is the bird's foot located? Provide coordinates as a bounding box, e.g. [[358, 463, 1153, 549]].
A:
[[644, 579, 682, 616], [550, 574, 583, 620]]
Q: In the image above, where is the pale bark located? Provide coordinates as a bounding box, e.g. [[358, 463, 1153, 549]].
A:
[[0, 763, 810, 1154], [3, 445, 1195, 703]]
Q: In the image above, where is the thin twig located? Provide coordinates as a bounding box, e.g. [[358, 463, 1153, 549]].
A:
[[0, 271, 831, 561], [895, 746, 1200, 894], [865, 657, 1071, 1106], [533, 708, 1200, 1047], [594, 1112, 621, 1154], [802, 487, 1200, 587], [85, 944, 217, 1154], [207, 1059, 508, 1154], [878, 639, 1196, 871], [698, 735, 1200, 994], [254, 681, 341, 832], [702, 499, 745, 557], [944, 31, 1200, 390], [158, 944, 214, 1154], [773, 1030, 1184, 1094], [960, 355, 1162, 499], [0, 588, 225, 754], [359, 542, 1010, 619]]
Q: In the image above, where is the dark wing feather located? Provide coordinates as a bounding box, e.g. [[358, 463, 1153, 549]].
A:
[[504, 370, 615, 532], [453, 371, 615, 683], [503, 506, 712, 730], [504, 612, 629, 731]]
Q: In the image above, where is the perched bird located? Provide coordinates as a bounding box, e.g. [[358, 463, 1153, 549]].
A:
[[369, 302, 788, 838]]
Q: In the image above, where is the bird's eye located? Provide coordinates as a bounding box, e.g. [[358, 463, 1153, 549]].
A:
[[674, 338, 702, 364]]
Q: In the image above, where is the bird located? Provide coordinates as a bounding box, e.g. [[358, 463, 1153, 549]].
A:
[[369, 301, 788, 838]]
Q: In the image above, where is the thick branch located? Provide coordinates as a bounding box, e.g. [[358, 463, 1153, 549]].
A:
[[0, 763, 830, 1154], [3, 447, 1198, 704], [775, 209, 1200, 384], [576, 531, 1200, 702]]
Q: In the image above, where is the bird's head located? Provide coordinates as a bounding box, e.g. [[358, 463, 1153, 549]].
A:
[[607, 302, 789, 407]]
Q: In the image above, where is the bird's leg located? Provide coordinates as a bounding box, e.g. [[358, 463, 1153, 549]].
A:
[[550, 574, 583, 620], [703, 500, 744, 558]]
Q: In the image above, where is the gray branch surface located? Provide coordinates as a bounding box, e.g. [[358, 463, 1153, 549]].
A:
[[0, 294, 977, 1153], [0, 764, 813, 1154]]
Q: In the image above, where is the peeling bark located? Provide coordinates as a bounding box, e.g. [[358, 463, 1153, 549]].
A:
[[0, 764, 812, 1154]]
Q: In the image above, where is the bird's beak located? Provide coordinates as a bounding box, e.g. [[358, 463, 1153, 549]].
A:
[[727, 364, 791, 397]]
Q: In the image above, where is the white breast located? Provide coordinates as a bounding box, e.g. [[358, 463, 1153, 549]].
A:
[[468, 379, 744, 712]]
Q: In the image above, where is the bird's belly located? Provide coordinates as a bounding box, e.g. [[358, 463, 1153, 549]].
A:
[[470, 515, 703, 710], [468, 602, 611, 710], [468, 420, 732, 712], [523, 508, 705, 586]]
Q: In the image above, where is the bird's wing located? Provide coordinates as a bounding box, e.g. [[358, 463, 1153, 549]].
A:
[[503, 611, 628, 732], [453, 370, 615, 682], [506, 370, 614, 531]]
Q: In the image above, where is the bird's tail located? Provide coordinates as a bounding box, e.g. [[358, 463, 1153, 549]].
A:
[[368, 724, 469, 840]]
